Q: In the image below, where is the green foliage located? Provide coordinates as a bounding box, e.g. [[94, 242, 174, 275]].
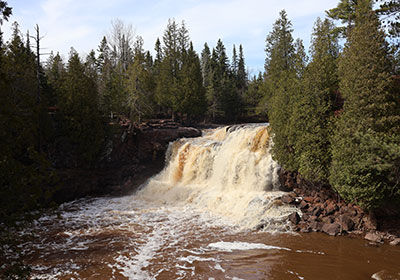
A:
[[292, 18, 339, 183], [125, 37, 156, 121], [178, 42, 207, 118], [330, 0, 400, 210], [262, 10, 301, 171], [326, 0, 358, 36], [1, 23, 48, 220], [244, 73, 264, 115], [58, 49, 105, 166]]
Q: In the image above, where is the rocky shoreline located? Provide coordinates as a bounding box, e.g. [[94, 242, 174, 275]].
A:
[[278, 170, 400, 245]]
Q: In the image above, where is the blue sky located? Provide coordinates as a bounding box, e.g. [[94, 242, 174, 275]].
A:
[[3, 0, 339, 74]]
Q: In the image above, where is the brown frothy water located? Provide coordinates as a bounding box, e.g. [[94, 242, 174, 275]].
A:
[[15, 196, 400, 280]]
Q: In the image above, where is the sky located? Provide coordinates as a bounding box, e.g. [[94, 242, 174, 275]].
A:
[[2, 0, 339, 74]]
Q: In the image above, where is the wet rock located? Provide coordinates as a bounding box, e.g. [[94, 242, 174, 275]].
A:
[[365, 232, 382, 243], [288, 212, 300, 225], [322, 216, 334, 224], [299, 200, 309, 210], [301, 213, 310, 221], [281, 194, 295, 204], [389, 238, 400, 246], [363, 215, 378, 230], [300, 227, 312, 233], [303, 196, 314, 203], [312, 206, 322, 217], [339, 215, 355, 232], [310, 215, 319, 222], [325, 202, 338, 216], [322, 222, 341, 236], [310, 221, 323, 232]]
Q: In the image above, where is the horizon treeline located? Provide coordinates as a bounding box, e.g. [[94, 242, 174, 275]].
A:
[[46, 19, 254, 124], [0, 0, 400, 223]]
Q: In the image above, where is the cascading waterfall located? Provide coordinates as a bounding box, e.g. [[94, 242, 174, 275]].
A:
[[137, 124, 298, 230]]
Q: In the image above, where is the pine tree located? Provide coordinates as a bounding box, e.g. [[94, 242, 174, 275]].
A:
[[0, 21, 53, 221], [206, 39, 238, 121], [44, 51, 65, 106], [237, 44, 247, 92], [59, 49, 104, 166], [200, 42, 211, 88], [330, 0, 400, 210], [262, 10, 299, 170], [293, 18, 339, 182], [178, 42, 206, 120], [326, 0, 358, 36], [244, 73, 264, 115], [231, 44, 238, 75]]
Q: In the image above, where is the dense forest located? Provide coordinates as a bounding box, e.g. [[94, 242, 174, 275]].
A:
[[0, 0, 399, 238]]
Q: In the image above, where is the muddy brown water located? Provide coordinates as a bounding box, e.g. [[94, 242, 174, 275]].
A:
[[15, 195, 400, 280]]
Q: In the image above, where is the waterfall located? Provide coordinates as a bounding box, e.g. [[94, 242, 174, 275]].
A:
[[137, 124, 298, 230]]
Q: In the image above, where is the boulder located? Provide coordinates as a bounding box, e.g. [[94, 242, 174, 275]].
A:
[[322, 216, 334, 224], [288, 212, 301, 225], [310, 221, 323, 232], [303, 196, 314, 203], [365, 232, 382, 243], [312, 206, 322, 217], [389, 238, 400, 246], [299, 200, 309, 210], [322, 222, 341, 236], [325, 202, 338, 215], [340, 215, 355, 232], [281, 194, 295, 204], [301, 213, 310, 222]]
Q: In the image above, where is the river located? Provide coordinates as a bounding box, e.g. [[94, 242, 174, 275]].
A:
[[15, 124, 400, 279]]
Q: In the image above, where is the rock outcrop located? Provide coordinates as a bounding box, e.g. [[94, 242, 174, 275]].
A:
[[52, 119, 201, 203], [279, 170, 400, 242]]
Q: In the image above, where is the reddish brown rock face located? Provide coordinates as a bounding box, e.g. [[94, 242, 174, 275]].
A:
[[280, 169, 400, 241]]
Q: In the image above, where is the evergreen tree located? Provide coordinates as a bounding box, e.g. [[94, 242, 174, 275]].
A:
[[59, 49, 104, 166], [244, 73, 264, 115], [155, 19, 180, 118], [262, 10, 299, 170], [178, 42, 206, 119], [326, 0, 358, 36], [0, 21, 53, 222], [44, 51, 65, 106], [237, 44, 247, 92], [200, 42, 211, 88], [330, 0, 400, 210], [97, 36, 117, 116], [293, 18, 339, 182], [231, 44, 238, 75], [206, 39, 233, 120]]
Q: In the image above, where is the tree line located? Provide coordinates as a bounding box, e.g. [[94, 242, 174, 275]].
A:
[[264, 0, 400, 211]]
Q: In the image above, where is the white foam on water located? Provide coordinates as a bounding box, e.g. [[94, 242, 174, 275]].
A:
[[208, 241, 291, 252]]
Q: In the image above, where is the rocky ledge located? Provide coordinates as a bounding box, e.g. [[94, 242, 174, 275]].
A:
[[278, 170, 400, 244], [52, 119, 201, 203]]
